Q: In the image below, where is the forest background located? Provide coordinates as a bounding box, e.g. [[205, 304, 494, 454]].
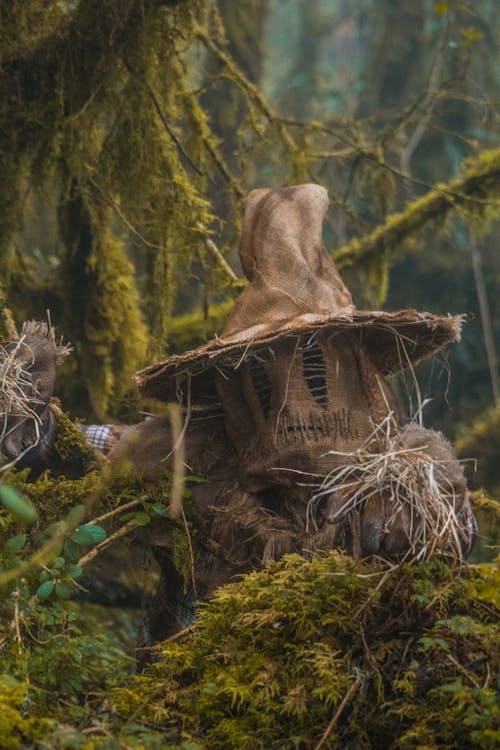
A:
[[0, 1, 499, 748]]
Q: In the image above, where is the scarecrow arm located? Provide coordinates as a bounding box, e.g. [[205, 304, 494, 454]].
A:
[[0, 322, 108, 478], [0, 322, 62, 476]]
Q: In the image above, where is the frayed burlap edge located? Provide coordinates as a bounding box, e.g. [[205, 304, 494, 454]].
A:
[[136, 310, 463, 402]]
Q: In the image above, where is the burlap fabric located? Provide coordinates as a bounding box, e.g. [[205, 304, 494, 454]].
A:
[[136, 184, 462, 402], [215, 330, 398, 491]]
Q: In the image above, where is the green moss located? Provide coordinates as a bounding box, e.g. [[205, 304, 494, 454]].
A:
[[51, 403, 104, 476], [334, 147, 500, 302], [168, 299, 233, 353], [112, 553, 500, 749], [0, 284, 17, 341], [0, 0, 222, 417], [0, 675, 53, 749], [80, 200, 150, 419]]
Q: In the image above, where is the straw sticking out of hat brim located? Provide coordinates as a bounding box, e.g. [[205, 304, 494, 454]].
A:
[[135, 310, 463, 402]]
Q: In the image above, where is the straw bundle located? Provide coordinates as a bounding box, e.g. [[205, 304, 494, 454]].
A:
[[0, 322, 71, 470], [311, 416, 470, 562]]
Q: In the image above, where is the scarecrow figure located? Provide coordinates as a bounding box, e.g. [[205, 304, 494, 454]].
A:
[[0, 184, 476, 657]]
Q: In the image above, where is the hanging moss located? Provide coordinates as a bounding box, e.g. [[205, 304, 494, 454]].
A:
[[0, 284, 18, 341], [81, 196, 150, 418], [112, 552, 499, 749], [0, 0, 223, 416]]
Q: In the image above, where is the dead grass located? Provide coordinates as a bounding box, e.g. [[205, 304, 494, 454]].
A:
[[310, 414, 468, 563]]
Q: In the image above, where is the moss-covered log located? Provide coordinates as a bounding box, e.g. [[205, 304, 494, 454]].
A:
[[112, 552, 499, 749]]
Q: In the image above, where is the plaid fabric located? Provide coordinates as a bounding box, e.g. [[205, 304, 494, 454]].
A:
[[77, 424, 119, 455]]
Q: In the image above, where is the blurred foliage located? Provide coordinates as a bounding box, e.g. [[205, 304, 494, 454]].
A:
[[456, 406, 500, 497]]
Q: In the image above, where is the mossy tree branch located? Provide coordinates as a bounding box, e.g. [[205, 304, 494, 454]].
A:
[[334, 147, 500, 270]]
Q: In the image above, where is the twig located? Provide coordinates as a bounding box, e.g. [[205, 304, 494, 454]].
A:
[[88, 496, 148, 526], [471, 235, 499, 405], [168, 402, 185, 520], [447, 654, 481, 689], [180, 502, 197, 598], [196, 223, 243, 284], [77, 519, 138, 567], [13, 599, 22, 650], [89, 179, 170, 253], [314, 674, 361, 750], [400, 19, 448, 174], [144, 83, 204, 176]]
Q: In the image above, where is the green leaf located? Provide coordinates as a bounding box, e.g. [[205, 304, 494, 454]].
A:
[[5, 534, 27, 554], [65, 504, 86, 526], [434, 1, 448, 13], [134, 512, 151, 526], [459, 26, 483, 42], [70, 525, 107, 546], [36, 580, 55, 599], [55, 582, 70, 599], [0, 486, 38, 524], [52, 556, 65, 569], [185, 475, 206, 484], [121, 512, 138, 522], [151, 504, 167, 516], [441, 680, 463, 693], [63, 538, 81, 564], [67, 564, 82, 578]]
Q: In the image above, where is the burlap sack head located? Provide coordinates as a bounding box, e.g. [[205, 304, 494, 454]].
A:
[[136, 184, 462, 403], [222, 185, 353, 341]]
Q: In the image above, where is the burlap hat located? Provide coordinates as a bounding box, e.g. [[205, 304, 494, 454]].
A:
[[136, 184, 462, 402]]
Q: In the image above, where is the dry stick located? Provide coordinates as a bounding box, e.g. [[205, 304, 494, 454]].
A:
[[471, 236, 499, 406], [314, 675, 362, 750], [196, 223, 242, 284], [169, 402, 185, 520], [180, 502, 197, 598], [89, 179, 168, 253], [77, 519, 138, 567], [87, 495, 148, 526], [447, 654, 481, 689], [144, 82, 204, 177]]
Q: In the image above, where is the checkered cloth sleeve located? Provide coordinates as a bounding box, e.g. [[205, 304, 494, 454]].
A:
[[77, 424, 119, 455]]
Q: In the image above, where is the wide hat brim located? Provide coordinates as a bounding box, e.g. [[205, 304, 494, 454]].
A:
[[135, 309, 463, 402]]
